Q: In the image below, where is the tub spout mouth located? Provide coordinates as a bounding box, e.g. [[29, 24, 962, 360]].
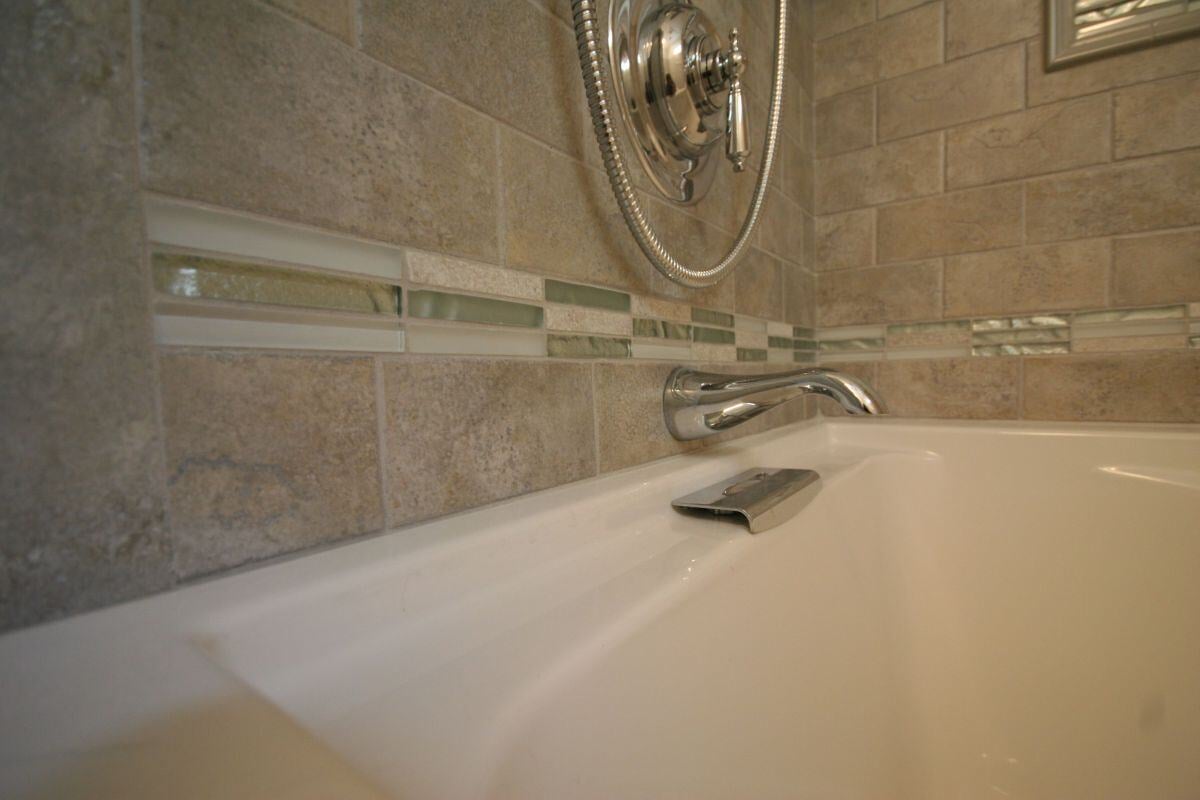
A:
[[663, 366, 887, 441]]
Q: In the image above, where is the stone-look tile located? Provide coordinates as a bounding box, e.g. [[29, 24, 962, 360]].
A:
[[878, 45, 1025, 141], [1025, 152, 1200, 243], [595, 362, 700, 471], [815, 87, 875, 157], [643, 199, 739, 312], [1114, 73, 1200, 159], [817, 260, 941, 326], [735, 250, 785, 320], [759, 191, 809, 264], [944, 240, 1111, 317], [631, 295, 692, 323], [816, 132, 942, 213], [946, 95, 1112, 189], [0, 0, 173, 631], [813, 360, 879, 416], [1113, 231, 1200, 307], [945, 0, 1039, 59], [1024, 352, 1200, 422], [815, 209, 875, 271], [877, 0, 931, 17], [783, 142, 815, 213], [501, 130, 648, 295], [363, 0, 583, 157], [815, 3, 943, 98], [265, 0, 355, 42], [407, 252, 542, 301], [383, 359, 595, 524], [1027, 36, 1200, 107], [142, 0, 499, 262], [785, 265, 817, 327], [877, 358, 1020, 419], [812, 0, 875, 40], [877, 184, 1022, 262], [544, 305, 632, 336], [161, 352, 383, 578], [887, 320, 971, 348]]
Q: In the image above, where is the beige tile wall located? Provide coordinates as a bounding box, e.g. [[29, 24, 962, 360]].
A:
[[811, 0, 1200, 421], [0, 0, 816, 630]]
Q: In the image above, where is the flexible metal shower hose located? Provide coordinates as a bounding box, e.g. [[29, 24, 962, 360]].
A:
[[570, 0, 788, 288]]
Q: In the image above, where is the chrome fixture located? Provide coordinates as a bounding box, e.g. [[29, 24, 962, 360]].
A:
[[1046, 0, 1200, 69], [571, 0, 789, 287], [663, 367, 886, 441], [672, 467, 821, 533]]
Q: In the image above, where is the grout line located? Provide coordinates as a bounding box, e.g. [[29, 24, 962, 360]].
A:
[[1105, 237, 1115, 308], [1109, 90, 1117, 161], [355, 0, 364, 48], [373, 355, 393, 529], [494, 125, 507, 267]]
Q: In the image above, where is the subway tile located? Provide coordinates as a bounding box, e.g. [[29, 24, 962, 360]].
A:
[[817, 260, 941, 326], [815, 3, 943, 98], [878, 45, 1025, 141], [735, 250, 784, 320], [815, 209, 875, 271], [1025, 152, 1200, 242], [877, 358, 1020, 419], [383, 359, 595, 524], [887, 320, 972, 348], [547, 335, 632, 358], [1027, 36, 1200, 107], [141, 0, 499, 262], [361, 0, 583, 156], [945, 0, 1039, 59], [815, 87, 875, 157], [407, 251, 542, 301], [1112, 230, 1200, 307], [408, 290, 543, 328], [595, 363, 702, 471], [786, 265, 817, 327], [878, 185, 1023, 261], [544, 305, 632, 336], [944, 240, 1110, 317], [1114, 73, 1200, 159], [152, 252, 400, 314], [544, 279, 631, 312], [0, 0, 172, 631], [265, 0, 355, 42], [816, 132, 943, 213], [1023, 352, 1200, 422], [161, 352, 383, 578], [946, 95, 1112, 189], [812, 0, 875, 40]]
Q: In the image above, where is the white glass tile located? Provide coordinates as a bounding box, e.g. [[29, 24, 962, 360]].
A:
[[631, 341, 691, 360], [155, 314, 404, 352], [885, 346, 972, 360], [767, 321, 794, 338], [405, 324, 546, 356], [817, 325, 887, 341]]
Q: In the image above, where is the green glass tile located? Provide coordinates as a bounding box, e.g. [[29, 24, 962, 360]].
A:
[[792, 326, 815, 339], [768, 336, 794, 349], [973, 343, 1069, 357], [153, 252, 400, 314], [544, 279, 630, 312], [819, 337, 885, 352], [793, 338, 818, 351], [972, 328, 1069, 345], [737, 348, 768, 362], [1073, 305, 1186, 325], [408, 290, 542, 328], [547, 334, 631, 358], [633, 318, 692, 340], [793, 351, 817, 364], [692, 326, 736, 344], [692, 307, 735, 328]]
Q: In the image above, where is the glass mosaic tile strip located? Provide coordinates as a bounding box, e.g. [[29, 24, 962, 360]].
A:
[[971, 315, 1069, 331], [737, 348, 768, 362], [973, 343, 1070, 356], [547, 335, 631, 358], [405, 324, 546, 357], [973, 328, 1070, 345], [692, 326, 736, 344], [544, 279, 631, 312], [885, 346, 972, 360], [768, 348, 793, 363], [153, 252, 400, 315], [145, 198, 404, 280], [408, 290, 543, 328], [692, 307, 736, 328], [1191, 336, 1200, 348], [819, 337, 886, 352], [633, 318, 692, 340], [1071, 319, 1187, 339]]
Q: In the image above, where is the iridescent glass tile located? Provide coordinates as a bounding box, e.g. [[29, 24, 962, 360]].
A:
[[692, 307, 736, 328], [547, 335, 631, 358], [737, 348, 768, 362], [408, 290, 543, 328], [692, 326, 736, 344], [544, 279, 631, 312], [633, 318, 692, 340]]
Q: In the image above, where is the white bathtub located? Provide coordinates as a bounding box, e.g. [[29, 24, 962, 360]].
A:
[[1, 419, 1198, 799]]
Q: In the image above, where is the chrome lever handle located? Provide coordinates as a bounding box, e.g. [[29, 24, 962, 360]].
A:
[[724, 29, 750, 171]]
